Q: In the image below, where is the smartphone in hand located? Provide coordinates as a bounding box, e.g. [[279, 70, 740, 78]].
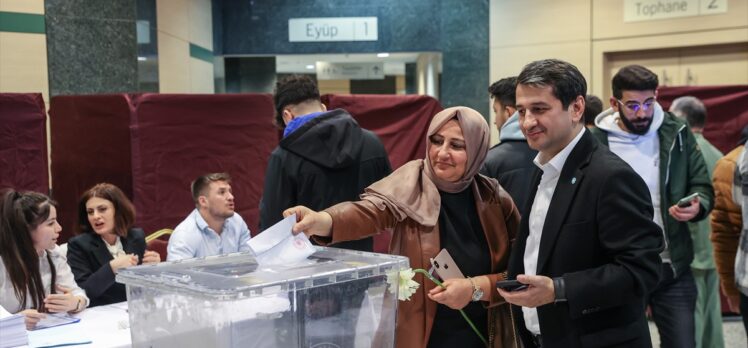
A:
[[676, 192, 700, 208], [496, 279, 529, 292], [430, 248, 465, 280]]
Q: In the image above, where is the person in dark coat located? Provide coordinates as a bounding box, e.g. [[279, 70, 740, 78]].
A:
[[259, 75, 391, 252], [481, 76, 538, 212], [499, 59, 664, 348], [67, 183, 160, 307]]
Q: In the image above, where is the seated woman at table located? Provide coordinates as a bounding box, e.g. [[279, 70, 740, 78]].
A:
[[0, 189, 89, 329], [285, 106, 520, 348], [67, 183, 160, 307]]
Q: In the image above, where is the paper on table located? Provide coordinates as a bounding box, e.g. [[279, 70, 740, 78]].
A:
[[32, 313, 80, 330], [249, 214, 316, 266], [27, 322, 91, 347]]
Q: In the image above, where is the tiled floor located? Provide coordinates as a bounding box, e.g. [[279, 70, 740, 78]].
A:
[[648, 318, 747, 347]]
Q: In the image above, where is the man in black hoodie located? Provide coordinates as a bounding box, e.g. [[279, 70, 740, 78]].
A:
[[259, 75, 391, 252]]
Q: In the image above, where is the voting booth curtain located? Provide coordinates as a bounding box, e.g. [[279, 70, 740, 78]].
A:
[[48, 93, 276, 241], [43, 93, 443, 245], [0, 93, 48, 195], [49, 94, 136, 242], [130, 93, 277, 236], [658, 85, 748, 154], [322, 94, 443, 170]]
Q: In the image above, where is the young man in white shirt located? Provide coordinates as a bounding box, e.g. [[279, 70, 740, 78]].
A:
[[167, 173, 251, 261]]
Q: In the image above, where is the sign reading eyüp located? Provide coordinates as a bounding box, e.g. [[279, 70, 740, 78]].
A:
[[289, 17, 378, 42]]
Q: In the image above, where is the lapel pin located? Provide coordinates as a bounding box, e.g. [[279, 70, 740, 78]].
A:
[[571, 177, 577, 185]]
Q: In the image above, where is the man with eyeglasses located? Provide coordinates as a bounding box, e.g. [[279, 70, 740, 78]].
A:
[[590, 65, 714, 348]]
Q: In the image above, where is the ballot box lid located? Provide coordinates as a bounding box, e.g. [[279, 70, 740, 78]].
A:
[[116, 247, 409, 300]]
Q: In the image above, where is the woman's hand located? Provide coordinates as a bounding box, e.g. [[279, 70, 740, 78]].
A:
[[20, 309, 46, 330], [141, 250, 161, 264], [44, 285, 82, 313], [110, 254, 138, 274], [283, 206, 333, 238], [427, 278, 474, 310]]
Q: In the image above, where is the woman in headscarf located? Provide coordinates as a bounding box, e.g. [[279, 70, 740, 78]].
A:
[[285, 106, 519, 348]]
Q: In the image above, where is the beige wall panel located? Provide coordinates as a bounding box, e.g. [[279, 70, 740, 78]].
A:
[[395, 75, 405, 94], [0, 32, 49, 101], [490, 0, 591, 47], [318, 80, 350, 95], [0, 0, 44, 14], [489, 41, 592, 87], [591, 28, 748, 96], [189, 58, 214, 93], [157, 0, 189, 41], [489, 41, 591, 145], [680, 44, 748, 85], [157, 32, 191, 93], [188, 0, 213, 50], [592, 0, 748, 40], [603, 49, 681, 101]]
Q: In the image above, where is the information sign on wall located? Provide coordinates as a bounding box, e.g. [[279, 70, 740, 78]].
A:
[[316, 62, 385, 80], [289, 17, 378, 42], [624, 0, 727, 22]]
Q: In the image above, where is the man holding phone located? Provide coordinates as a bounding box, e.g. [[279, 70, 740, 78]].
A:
[[590, 65, 714, 348], [499, 59, 664, 348]]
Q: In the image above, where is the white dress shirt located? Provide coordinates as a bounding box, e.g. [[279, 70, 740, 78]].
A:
[[523, 127, 586, 335], [0, 245, 89, 313], [167, 209, 252, 261]]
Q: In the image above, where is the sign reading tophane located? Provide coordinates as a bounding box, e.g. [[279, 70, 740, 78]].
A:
[[623, 0, 727, 22], [289, 17, 378, 42]]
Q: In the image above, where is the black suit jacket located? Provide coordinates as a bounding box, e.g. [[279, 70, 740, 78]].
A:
[[507, 131, 664, 348], [67, 228, 146, 307]]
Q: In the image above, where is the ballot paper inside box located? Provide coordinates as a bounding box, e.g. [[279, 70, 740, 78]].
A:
[[116, 247, 409, 348]]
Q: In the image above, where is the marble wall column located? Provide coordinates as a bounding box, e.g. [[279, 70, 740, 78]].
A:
[[440, 0, 489, 120], [44, 0, 138, 96]]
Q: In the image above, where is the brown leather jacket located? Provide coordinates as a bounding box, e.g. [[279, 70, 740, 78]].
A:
[[320, 175, 520, 348], [711, 146, 744, 299]]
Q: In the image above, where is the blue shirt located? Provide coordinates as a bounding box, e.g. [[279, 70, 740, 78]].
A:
[[167, 209, 252, 261]]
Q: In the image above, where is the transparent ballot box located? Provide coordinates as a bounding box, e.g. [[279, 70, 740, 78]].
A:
[[116, 247, 409, 348]]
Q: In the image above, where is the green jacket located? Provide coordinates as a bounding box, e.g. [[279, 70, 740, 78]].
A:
[[590, 113, 714, 277]]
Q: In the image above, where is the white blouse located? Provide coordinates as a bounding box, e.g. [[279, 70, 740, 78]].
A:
[[0, 245, 89, 313]]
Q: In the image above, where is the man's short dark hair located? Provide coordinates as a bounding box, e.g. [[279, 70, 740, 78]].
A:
[[488, 77, 518, 108], [273, 75, 321, 129], [583, 94, 603, 126], [517, 59, 587, 109], [611, 65, 658, 99], [191, 172, 231, 204], [670, 96, 707, 128]]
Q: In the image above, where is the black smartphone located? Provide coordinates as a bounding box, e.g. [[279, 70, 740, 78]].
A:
[[496, 279, 529, 292]]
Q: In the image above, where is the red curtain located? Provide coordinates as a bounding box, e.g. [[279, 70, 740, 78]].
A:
[[0, 93, 48, 194], [49, 95, 135, 242], [658, 85, 748, 154], [322, 94, 443, 170], [130, 94, 277, 235]]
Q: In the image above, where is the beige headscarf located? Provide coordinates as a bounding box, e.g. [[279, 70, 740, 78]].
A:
[[360, 106, 490, 227]]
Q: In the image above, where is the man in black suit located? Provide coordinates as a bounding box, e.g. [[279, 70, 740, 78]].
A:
[[497, 59, 664, 347]]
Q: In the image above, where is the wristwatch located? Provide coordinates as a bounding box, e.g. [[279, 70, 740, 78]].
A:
[[467, 277, 483, 302]]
